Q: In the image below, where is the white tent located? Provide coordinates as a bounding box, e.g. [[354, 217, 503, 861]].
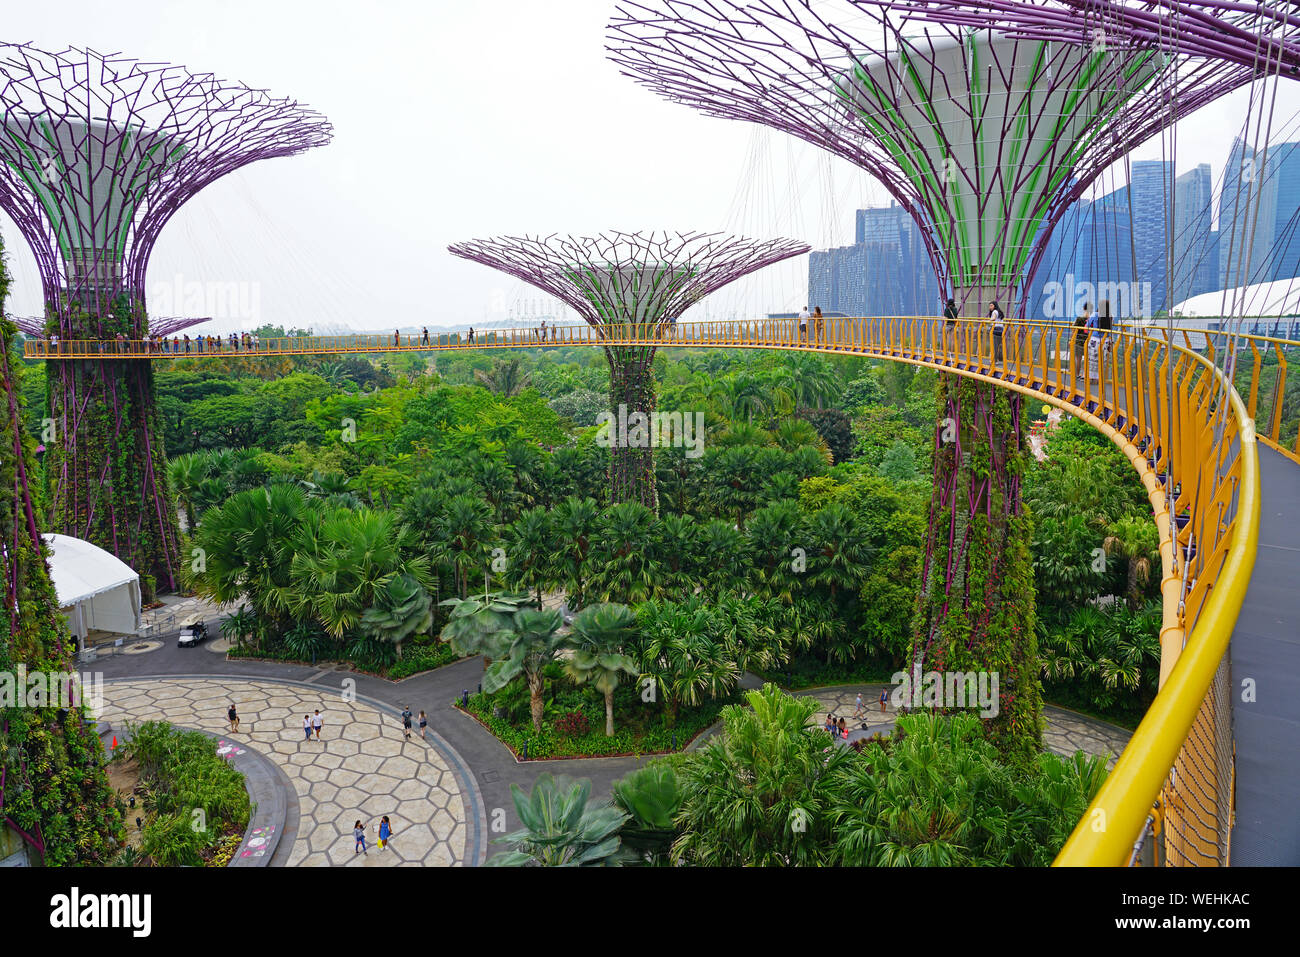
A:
[[41, 534, 142, 651]]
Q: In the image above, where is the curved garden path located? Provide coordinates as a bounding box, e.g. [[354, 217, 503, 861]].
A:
[[94, 638, 1133, 866]]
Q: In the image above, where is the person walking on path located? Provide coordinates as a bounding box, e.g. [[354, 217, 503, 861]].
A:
[[467, 326, 475, 344], [421, 327, 429, 346], [303, 714, 313, 741], [852, 693, 865, 719], [418, 710, 428, 741], [813, 306, 825, 344], [378, 816, 392, 852], [401, 706, 413, 741], [798, 305, 810, 341], [313, 709, 323, 741], [354, 820, 368, 855], [879, 688, 888, 713], [227, 703, 239, 733]]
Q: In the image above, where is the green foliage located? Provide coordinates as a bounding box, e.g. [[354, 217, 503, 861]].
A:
[[487, 774, 628, 866], [672, 684, 850, 866], [829, 713, 1106, 866], [123, 721, 251, 867]]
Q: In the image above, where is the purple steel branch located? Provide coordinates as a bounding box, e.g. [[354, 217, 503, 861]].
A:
[[608, 1, 1252, 307], [0, 43, 332, 334], [899, 1, 1300, 77]]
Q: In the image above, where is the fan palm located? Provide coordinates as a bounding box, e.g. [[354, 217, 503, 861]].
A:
[[563, 603, 639, 736], [481, 607, 569, 733]]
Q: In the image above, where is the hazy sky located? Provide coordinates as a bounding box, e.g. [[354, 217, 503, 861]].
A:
[[1, 0, 1297, 333]]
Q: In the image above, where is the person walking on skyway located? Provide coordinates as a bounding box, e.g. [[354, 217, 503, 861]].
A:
[[943, 296, 958, 356], [989, 301, 1005, 363]]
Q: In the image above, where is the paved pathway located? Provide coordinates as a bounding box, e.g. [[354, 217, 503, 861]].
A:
[[796, 683, 1131, 768], [95, 644, 1135, 867], [98, 677, 475, 867]]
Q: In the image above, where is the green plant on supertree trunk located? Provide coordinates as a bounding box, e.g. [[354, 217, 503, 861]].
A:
[[908, 373, 1043, 765], [43, 295, 180, 598], [1, 257, 125, 864], [606, 345, 659, 511]]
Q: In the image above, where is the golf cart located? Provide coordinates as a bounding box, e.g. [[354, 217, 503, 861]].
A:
[[176, 615, 209, 648]]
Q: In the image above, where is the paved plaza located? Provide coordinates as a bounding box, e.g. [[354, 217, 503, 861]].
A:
[[98, 678, 476, 867]]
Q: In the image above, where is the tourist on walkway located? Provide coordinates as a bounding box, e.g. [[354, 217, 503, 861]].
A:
[[418, 710, 428, 740], [1073, 302, 1092, 377], [837, 717, 848, 740], [313, 709, 323, 740], [303, 714, 313, 741], [880, 688, 888, 713], [378, 816, 392, 851], [354, 819, 367, 855], [393, 328, 401, 347], [421, 327, 429, 346], [943, 296, 958, 353], [798, 305, 810, 341], [824, 713, 836, 737], [852, 693, 864, 719], [467, 326, 475, 344], [401, 706, 413, 741], [989, 301, 1005, 362], [813, 306, 825, 344], [228, 703, 239, 733]]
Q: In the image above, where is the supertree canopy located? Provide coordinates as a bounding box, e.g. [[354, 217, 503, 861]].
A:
[[0, 44, 331, 592], [608, 0, 1251, 314], [449, 231, 809, 509], [902, 1, 1300, 78], [607, 0, 1251, 762]]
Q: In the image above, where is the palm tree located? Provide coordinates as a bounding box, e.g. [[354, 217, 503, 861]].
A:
[[745, 500, 806, 604], [673, 683, 849, 866], [219, 605, 257, 653], [481, 607, 569, 733], [632, 597, 740, 725], [289, 508, 431, 640], [167, 451, 210, 532], [431, 494, 496, 598], [475, 357, 533, 397], [359, 572, 434, 659], [487, 774, 627, 866], [439, 590, 534, 667], [612, 763, 682, 865], [1103, 516, 1160, 610], [552, 496, 599, 609], [773, 418, 830, 458], [776, 353, 840, 410], [563, 603, 638, 736], [185, 484, 314, 630], [586, 501, 663, 605], [501, 507, 556, 607]]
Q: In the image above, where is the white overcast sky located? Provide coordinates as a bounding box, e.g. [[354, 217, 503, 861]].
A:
[[1, 0, 1297, 333]]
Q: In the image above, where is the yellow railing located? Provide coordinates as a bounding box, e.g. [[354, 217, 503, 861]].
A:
[[24, 316, 1271, 866]]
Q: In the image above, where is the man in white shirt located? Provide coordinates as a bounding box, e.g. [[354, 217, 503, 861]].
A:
[[798, 306, 810, 340], [312, 709, 323, 740]]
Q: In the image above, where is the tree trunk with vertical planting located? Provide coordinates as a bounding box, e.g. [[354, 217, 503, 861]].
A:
[[606, 345, 659, 512], [908, 371, 1042, 765], [2, 302, 123, 865], [46, 354, 180, 597]]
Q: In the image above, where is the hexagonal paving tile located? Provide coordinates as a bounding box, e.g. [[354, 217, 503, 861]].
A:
[[99, 678, 470, 868]]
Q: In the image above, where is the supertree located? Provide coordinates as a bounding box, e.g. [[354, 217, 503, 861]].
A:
[[0, 44, 331, 594], [448, 231, 808, 509], [608, 0, 1250, 762]]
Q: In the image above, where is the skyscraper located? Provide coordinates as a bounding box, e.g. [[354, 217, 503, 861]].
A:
[[808, 202, 938, 316]]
